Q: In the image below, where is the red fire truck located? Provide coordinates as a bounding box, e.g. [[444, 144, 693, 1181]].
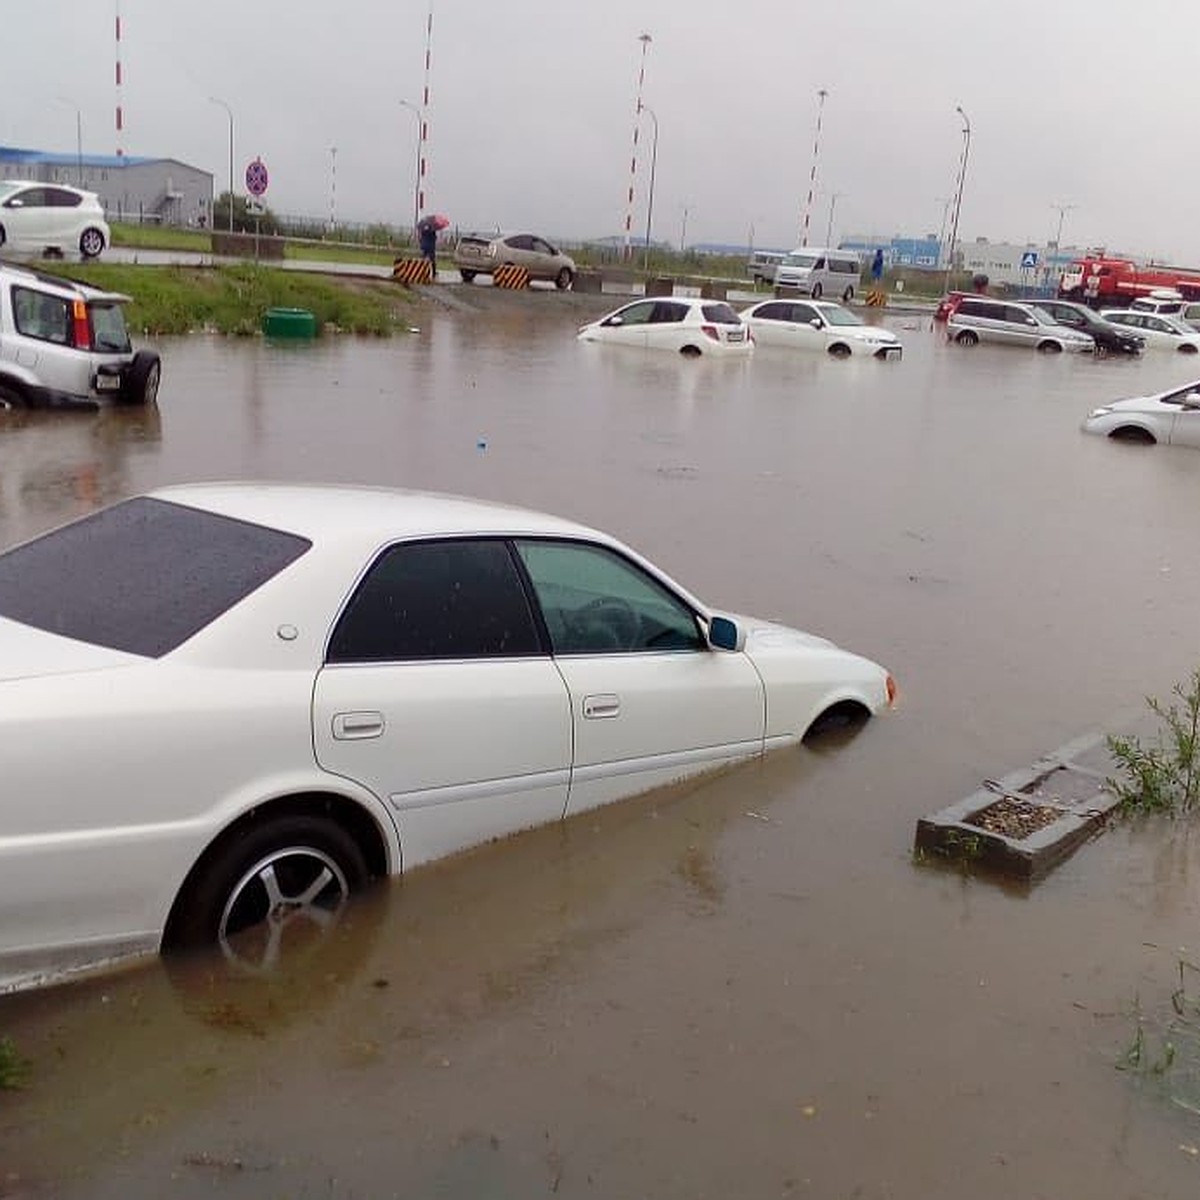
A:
[[1059, 255, 1200, 306]]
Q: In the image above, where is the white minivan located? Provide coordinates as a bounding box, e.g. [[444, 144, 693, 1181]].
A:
[[774, 247, 862, 301]]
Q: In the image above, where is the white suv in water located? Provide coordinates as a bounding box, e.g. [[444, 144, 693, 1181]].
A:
[[0, 262, 161, 410]]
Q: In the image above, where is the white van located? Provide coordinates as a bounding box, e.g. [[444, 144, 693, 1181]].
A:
[[774, 247, 862, 301]]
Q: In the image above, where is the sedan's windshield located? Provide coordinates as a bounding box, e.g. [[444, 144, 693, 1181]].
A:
[[0, 182, 20, 201]]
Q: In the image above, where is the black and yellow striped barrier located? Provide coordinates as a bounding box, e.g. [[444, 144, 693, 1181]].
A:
[[865, 289, 888, 307], [392, 258, 434, 285], [493, 264, 530, 290]]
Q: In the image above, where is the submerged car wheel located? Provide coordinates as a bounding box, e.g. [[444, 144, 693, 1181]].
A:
[[459, 269, 477, 282], [954, 329, 979, 346], [166, 814, 370, 971], [1178, 343, 1199, 354], [1037, 340, 1063, 354], [120, 351, 161, 405], [828, 343, 852, 359], [79, 226, 106, 258], [0, 225, 6, 249], [1110, 426, 1155, 443], [680, 344, 702, 358], [555, 267, 574, 291]]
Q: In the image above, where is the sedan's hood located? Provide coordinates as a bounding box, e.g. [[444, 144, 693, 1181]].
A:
[[725, 612, 836, 652], [0, 615, 143, 682]]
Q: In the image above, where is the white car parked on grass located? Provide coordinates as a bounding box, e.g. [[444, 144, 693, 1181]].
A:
[[0, 180, 110, 259], [740, 298, 902, 359], [578, 297, 753, 357], [1083, 379, 1200, 447], [1099, 310, 1200, 353], [0, 483, 894, 992]]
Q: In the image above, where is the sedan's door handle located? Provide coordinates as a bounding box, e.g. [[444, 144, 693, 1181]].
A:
[[582, 693, 620, 720], [331, 711, 386, 740]]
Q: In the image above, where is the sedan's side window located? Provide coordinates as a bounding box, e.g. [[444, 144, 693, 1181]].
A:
[[326, 539, 542, 663], [791, 303, 818, 323], [754, 302, 789, 320], [515, 539, 705, 656], [649, 302, 687, 324]]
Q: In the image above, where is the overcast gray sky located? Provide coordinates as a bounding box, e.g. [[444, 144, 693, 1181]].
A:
[[4, 1, 1195, 260]]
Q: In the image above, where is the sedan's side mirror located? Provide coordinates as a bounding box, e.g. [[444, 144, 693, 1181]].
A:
[[708, 615, 745, 652], [604, 316, 625, 327], [810, 319, 823, 329], [1183, 393, 1200, 409]]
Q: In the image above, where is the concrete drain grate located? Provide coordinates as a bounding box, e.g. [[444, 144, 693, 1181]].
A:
[[914, 731, 1122, 883]]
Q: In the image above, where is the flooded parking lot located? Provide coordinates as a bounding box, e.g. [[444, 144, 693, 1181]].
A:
[[3, 299, 1200, 1197]]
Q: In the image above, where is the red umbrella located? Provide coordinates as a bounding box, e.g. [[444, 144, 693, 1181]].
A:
[[431, 213, 450, 230]]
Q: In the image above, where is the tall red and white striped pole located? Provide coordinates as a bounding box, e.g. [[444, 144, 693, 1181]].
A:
[[799, 88, 828, 247], [417, 5, 433, 221], [114, 0, 125, 157], [623, 32, 652, 262]]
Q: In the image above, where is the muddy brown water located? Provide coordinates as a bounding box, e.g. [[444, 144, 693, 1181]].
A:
[[3, 297, 1200, 1198]]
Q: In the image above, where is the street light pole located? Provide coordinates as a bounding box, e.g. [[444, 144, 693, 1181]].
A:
[[209, 96, 235, 232], [1047, 202, 1077, 291], [680, 204, 689, 253], [398, 99, 421, 237], [944, 105, 971, 292], [825, 191, 844, 248], [639, 104, 658, 271], [58, 98, 83, 185]]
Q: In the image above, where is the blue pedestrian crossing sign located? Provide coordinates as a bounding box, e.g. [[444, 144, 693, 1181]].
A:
[[1020, 250, 1039, 269]]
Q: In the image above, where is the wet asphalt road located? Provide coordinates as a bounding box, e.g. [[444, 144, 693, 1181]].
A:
[[3, 298, 1200, 1198]]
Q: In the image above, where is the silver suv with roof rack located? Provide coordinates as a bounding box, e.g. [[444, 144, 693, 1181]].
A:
[[0, 260, 160, 410]]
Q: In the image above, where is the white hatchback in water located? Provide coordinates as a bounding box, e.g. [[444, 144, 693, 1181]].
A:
[[740, 299, 902, 359], [0, 483, 893, 992], [577, 297, 753, 356], [0, 180, 110, 259]]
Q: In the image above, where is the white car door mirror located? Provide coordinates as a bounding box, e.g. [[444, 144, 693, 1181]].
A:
[[605, 316, 625, 327], [810, 319, 823, 329], [708, 615, 745, 652]]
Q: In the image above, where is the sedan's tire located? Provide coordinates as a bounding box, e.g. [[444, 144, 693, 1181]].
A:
[[119, 351, 161, 406], [679, 344, 703, 358], [828, 343, 852, 359], [1110, 426, 1155, 443], [0, 224, 6, 249], [954, 330, 979, 346], [1037, 340, 1063, 354], [1178, 343, 1199, 354], [79, 226, 106, 259], [555, 267, 574, 291], [0, 378, 25, 408], [811, 283, 823, 300], [165, 814, 370, 967], [459, 269, 476, 282], [842, 286, 854, 303]]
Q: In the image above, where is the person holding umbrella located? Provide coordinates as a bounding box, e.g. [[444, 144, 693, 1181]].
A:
[[417, 214, 449, 278]]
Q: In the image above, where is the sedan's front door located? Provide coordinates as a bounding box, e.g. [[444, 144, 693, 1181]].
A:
[[514, 539, 765, 817], [313, 538, 572, 870]]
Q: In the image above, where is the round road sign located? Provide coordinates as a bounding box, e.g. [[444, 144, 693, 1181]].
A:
[[245, 157, 269, 197]]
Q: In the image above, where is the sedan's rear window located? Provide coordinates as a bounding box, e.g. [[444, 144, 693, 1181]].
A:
[[0, 497, 311, 657]]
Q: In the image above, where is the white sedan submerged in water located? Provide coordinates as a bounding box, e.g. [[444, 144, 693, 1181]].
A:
[[740, 298, 903, 359], [0, 483, 894, 991]]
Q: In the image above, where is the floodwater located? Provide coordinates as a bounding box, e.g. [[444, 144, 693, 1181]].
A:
[[3, 300, 1200, 1198]]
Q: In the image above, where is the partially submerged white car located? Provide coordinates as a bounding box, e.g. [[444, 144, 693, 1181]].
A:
[[1083, 378, 1200, 447], [0, 483, 894, 991], [578, 297, 753, 357], [740, 298, 902, 359]]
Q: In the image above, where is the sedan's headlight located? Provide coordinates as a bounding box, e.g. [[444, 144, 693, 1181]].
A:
[[1088, 406, 1113, 418]]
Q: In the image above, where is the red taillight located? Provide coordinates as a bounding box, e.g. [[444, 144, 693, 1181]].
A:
[[71, 299, 91, 349], [700, 323, 720, 342], [886, 674, 898, 707]]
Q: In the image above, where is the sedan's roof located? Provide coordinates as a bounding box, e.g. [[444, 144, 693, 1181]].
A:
[[151, 482, 601, 549]]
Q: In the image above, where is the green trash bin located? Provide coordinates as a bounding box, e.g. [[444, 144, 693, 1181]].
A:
[[262, 307, 317, 339]]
